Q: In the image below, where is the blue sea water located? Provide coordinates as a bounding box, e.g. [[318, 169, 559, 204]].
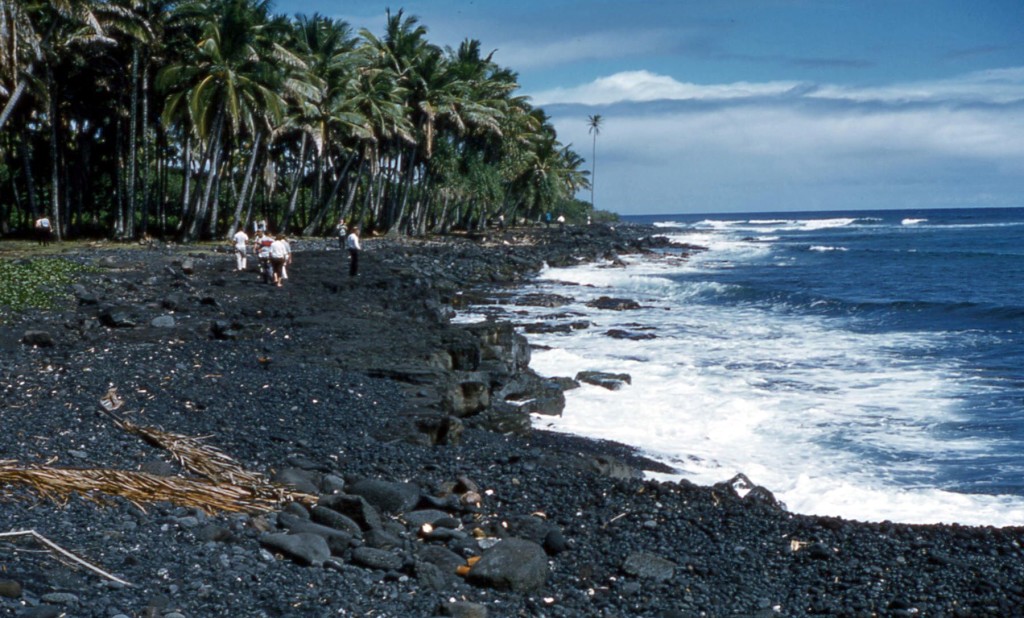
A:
[[459, 207, 1024, 526]]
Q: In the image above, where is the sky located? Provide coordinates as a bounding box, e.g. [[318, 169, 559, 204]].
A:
[[272, 0, 1024, 216]]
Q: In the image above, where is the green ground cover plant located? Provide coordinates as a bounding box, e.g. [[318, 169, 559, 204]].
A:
[[0, 258, 92, 313]]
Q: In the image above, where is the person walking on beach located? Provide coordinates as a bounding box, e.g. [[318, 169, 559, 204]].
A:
[[269, 235, 291, 287], [232, 228, 249, 271], [34, 216, 52, 245], [346, 225, 361, 277], [254, 232, 274, 283], [335, 219, 348, 250]]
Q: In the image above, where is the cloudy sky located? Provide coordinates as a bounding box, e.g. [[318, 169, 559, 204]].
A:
[[273, 0, 1024, 215]]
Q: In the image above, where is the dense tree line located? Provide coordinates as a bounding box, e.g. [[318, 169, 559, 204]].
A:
[[0, 0, 597, 242]]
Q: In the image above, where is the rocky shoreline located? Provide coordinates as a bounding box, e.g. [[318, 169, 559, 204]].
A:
[[2, 225, 1023, 617]]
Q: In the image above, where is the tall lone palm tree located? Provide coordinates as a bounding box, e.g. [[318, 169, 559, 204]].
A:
[[587, 113, 602, 209]]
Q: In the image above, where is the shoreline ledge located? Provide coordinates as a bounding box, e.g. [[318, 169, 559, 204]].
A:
[[2, 224, 1023, 617]]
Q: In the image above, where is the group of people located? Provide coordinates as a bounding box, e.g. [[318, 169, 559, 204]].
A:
[[334, 219, 361, 277], [231, 223, 291, 287], [228, 217, 362, 287]]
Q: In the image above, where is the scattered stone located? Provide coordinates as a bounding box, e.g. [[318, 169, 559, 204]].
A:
[[150, 315, 176, 328], [351, 546, 403, 571], [442, 600, 489, 618], [21, 330, 54, 347], [622, 551, 677, 581], [259, 532, 331, 567], [0, 580, 21, 598]]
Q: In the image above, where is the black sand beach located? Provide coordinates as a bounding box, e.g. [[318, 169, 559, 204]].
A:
[[2, 225, 1023, 617]]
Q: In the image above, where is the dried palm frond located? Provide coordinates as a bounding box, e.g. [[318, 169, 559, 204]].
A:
[[114, 419, 267, 488], [0, 462, 308, 514]]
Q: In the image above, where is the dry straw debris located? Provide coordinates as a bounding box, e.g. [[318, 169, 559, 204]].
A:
[[0, 388, 316, 515]]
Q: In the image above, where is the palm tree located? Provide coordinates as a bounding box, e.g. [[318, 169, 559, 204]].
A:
[[158, 0, 289, 240], [587, 113, 602, 209]]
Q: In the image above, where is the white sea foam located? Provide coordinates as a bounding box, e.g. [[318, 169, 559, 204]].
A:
[[902, 218, 928, 225], [810, 245, 848, 252], [456, 235, 1024, 527]]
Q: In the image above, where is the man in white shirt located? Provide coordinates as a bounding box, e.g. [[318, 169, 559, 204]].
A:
[[232, 228, 249, 271], [346, 225, 361, 277], [269, 236, 291, 287]]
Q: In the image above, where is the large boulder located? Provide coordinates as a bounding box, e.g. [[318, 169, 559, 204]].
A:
[[466, 538, 549, 592], [342, 479, 420, 515]]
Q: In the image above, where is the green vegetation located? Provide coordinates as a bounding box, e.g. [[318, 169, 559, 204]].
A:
[[0, 258, 92, 312], [0, 2, 601, 242]]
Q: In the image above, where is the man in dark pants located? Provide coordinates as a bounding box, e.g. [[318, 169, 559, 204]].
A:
[[346, 225, 361, 277]]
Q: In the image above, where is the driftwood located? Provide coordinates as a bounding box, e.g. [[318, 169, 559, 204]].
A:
[[0, 529, 132, 586]]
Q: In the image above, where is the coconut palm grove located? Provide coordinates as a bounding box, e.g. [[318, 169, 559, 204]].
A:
[[0, 0, 606, 242]]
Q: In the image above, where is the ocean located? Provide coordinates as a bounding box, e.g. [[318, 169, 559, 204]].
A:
[[457, 207, 1024, 527]]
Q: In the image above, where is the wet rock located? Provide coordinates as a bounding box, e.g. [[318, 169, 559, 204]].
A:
[[575, 370, 632, 390], [604, 328, 656, 340], [514, 293, 574, 307], [585, 296, 642, 310]]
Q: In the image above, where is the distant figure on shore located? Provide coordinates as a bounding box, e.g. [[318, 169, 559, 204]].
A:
[[254, 232, 274, 283], [498, 214, 505, 230], [335, 218, 348, 250], [232, 228, 249, 271], [545, 212, 552, 228], [346, 225, 361, 277], [34, 216, 52, 245], [557, 214, 566, 231], [269, 235, 291, 288]]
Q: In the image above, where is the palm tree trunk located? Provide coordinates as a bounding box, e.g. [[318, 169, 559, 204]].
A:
[[140, 57, 152, 237], [177, 135, 193, 232], [302, 150, 357, 236], [47, 71, 62, 240], [126, 42, 140, 239], [186, 115, 225, 241], [19, 126, 38, 221], [228, 131, 263, 237], [281, 134, 309, 232]]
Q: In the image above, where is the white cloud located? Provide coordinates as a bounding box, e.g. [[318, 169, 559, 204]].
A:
[[532, 67, 1024, 107], [547, 70, 1024, 213], [492, 29, 680, 71], [532, 70, 803, 106]]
